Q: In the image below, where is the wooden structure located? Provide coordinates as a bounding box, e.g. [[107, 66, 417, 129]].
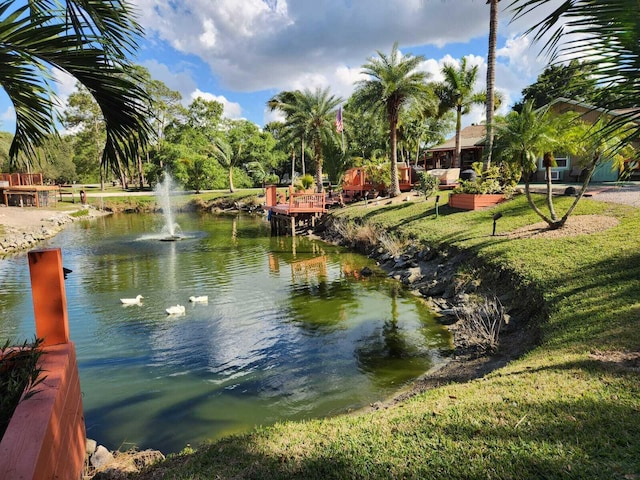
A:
[[0, 249, 86, 480], [427, 125, 486, 170], [341, 164, 414, 202], [0, 173, 60, 207], [264, 185, 326, 236], [425, 168, 461, 190]]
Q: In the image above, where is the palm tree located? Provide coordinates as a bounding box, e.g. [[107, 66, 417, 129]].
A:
[[484, 0, 500, 169], [212, 137, 238, 193], [352, 42, 431, 197], [0, 0, 151, 171], [509, 0, 640, 150], [492, 100, 582, 228], [435, 57, 486, 169], [268, 88, 341, 193]]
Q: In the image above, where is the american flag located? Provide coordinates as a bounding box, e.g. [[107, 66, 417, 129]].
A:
[[335, 106, 343, 133]]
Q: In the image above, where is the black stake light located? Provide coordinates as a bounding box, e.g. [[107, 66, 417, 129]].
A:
[[492, 212, 503, 236]]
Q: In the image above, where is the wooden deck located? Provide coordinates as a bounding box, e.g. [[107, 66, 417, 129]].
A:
[[264, 186, 327, 236], [2, 185, 60, 207]]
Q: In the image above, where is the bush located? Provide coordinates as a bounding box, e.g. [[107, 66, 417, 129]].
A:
[[0, 338, 45, 440], [418, 171, 440, 199]]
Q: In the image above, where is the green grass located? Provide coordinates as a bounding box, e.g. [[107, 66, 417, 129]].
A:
[[132, 193, 640, 480], [84, 189, 264, 212]]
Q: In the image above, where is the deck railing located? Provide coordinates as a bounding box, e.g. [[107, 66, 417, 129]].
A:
[[289, 191, 326, 212]]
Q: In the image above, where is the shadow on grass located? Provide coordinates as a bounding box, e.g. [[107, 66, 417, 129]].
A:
[[135, 384, 640, 479]]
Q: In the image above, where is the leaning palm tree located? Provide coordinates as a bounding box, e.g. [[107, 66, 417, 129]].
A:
[[352, 42, 431, 197], [212, 137, 239, 193], [508, 0, 640, 151], [492, 100, 591, 229], [435, 57, 486, 169], [0, 0, 151, 171]]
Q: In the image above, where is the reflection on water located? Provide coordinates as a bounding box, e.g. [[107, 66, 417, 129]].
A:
[[0, 213, 452, 453]]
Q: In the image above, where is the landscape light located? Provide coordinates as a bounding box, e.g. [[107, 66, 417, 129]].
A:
[[492, 212, 503, 236]]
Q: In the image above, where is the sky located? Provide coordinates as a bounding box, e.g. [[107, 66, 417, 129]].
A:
[[0, 0, 563, 136]]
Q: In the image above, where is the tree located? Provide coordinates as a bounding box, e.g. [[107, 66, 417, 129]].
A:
[[63, 84, 107, 188], [509, 0, 640, 149], [493, 100, 586, 228], [352, 42, 431, 196], [0, 0, 151, 171], [513, 61, 599, 112], [484, 0, 500, 169], [268, 88, 342, 193], [435, 57, 486, 168]]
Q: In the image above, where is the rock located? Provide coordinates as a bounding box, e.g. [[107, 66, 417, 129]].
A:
[[91, 445, 114, 469], [402, 267, 422, 285], [360, 266, 373, 277], [86, 438, 97, 456]]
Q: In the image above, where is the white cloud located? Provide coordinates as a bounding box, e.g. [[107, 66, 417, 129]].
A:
[[191, 89, 243, 119], [142, 59, 198, 103], [1, 105, 14, 124], [133, 0, 496, 92]]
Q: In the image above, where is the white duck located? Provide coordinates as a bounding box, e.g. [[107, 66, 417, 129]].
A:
[[166, 305, 186, 315], [189, 295, 208, 303], [120, 295, 143, 305]]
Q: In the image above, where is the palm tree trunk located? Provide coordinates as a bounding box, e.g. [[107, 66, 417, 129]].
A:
[[484, 0, 499, 170], [543, 152, 558, 221], [524, 178, 553, 226], [390, 117, 400, 196], [301, 138, 306, 176], [229, 168, 235, 193], [454, 106, 462, 168]]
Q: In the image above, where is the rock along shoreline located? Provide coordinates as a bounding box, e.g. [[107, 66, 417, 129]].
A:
[[0, 205, 110, 258]]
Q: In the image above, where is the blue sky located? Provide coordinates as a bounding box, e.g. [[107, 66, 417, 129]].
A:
[[0, 0, 561, 135]]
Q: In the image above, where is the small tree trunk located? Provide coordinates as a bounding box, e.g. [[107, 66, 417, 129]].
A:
[[389, 117, 401, 197]]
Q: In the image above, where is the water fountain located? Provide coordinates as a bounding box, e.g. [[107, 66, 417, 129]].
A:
[[155, 174, 183, 241]]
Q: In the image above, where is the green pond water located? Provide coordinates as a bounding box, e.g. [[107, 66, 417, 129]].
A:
[[0, 212, 452, 453]]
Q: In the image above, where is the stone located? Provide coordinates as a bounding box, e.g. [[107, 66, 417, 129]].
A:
[[91, 445, 114, 469], [86, 438, 97, 456], [360, 266, 373, 277]]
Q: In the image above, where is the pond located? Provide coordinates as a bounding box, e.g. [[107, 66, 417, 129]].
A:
[[0, 212, 452, 453]]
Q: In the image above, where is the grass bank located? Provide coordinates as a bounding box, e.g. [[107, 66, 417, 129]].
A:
[[131, 192, 639, 479]]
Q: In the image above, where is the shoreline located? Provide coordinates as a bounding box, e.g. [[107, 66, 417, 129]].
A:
[[0, 205, 110, 257]]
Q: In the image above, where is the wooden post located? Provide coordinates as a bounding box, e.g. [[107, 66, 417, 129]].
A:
[[28, 248, 69, 347]]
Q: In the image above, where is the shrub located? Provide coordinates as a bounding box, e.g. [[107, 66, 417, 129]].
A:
[[0, 338, 46, 440], [418, 171, 440, 199], [455, 298, 506, 353]]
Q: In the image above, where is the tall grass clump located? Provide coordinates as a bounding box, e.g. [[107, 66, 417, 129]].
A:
[[0, 338, 45, 440]]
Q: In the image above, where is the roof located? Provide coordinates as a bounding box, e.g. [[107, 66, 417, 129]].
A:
[[428, 124, 486, 152], [545, 97, 640, 122]]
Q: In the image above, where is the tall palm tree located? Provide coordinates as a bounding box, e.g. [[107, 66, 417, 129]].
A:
[[0, 0, 151, 171], [484, 0, 500, 169], [268, 88, 341, 192], [509, 0, 640, 150], [435, 57, 486, 169], [352, 42, 431, 197]]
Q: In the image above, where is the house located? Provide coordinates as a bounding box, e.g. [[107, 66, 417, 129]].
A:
[[426, 124, 486, 171], [544, 98, 639, 182], [426, 98, 639, 182]]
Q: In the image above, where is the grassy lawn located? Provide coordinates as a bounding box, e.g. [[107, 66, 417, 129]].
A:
[[131, 192, 639, 479]]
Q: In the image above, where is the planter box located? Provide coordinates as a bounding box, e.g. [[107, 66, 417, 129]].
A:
[[0, 343, 86, 480], [448, 193, 505, 210]]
